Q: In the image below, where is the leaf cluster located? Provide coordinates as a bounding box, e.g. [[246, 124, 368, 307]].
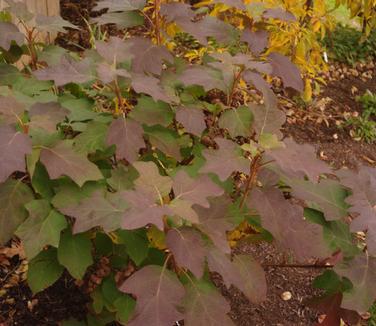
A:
[[0, 0, 375, 325]]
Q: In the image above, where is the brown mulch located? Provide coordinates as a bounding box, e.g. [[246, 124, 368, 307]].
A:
[[282, 61, 376, 169], [213, 241, 325, 326]]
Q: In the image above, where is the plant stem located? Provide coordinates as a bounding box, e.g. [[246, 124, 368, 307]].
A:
[[262, 263, 333, 269], [227, 68, 243, 106], [240, 153, 262, 209], [154, 0, 162, 45]]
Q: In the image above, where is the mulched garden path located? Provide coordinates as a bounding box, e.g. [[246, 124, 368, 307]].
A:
[[0, 1, 375, 325]]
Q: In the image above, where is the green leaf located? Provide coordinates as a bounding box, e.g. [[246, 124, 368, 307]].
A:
[[114, 295, 136, 324], [57, 231, 93, 279], [116, 229, 149, 266], [27, 248, 64, 293], [218, 106, 253, 138], [0, 179, 34, 245], [144, 125, 188, 161], [107, 165, 138, 191], [74, 121, 108, 153], [92, 11, 144, 29], [16, 199, 67, 260], [130, 96, 173, 127], [31, 162, 54, 199]]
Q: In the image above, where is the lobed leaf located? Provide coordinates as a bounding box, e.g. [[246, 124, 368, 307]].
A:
[[40, 140, 103, 187], [0, 125, 32, 183], [106, 117, 145, 163], [0, 22, 24, 50], [200, 137, 249, 181], [0, 179, 34, 245], [166, 227, 207, 278], [119, 265, 185, 326]]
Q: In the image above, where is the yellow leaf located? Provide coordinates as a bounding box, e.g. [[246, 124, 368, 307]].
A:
[[147, 225, 166, 250], [302, 78, 313, 103]]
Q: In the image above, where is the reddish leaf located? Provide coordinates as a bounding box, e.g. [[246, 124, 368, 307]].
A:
[[0, 96, 25, 124], [339, 168, 376, 253], [106, 117, 145, 163], [310, 293, 360, 326], [193, 197, 234, 254], [61, 191, 127, 234], [29, 102, 69, 132], [183, 279, 234, 326], [263, 8, 296, 21], [243, 71, 277, 108], [0, 125, 31, 183], [94, 0, 146, 11], [40, 140, 103, 187], [170, 171, 224, 222], [267, 138, 332, 182], [121, 189, 173, 230], [127, 37, 173, 75], [200, 138, 249, 181], [0, 22, 24, 50], [207, 247, 267, 303], [133, 161, 172, 198], [119, 265, 185, 326], [335, 253, 376, 313], [34, 56, 95, 87], [131, 74, 171, 102], [179, 66, 225, 92], [249, 103, 285, 139], [166, 227, 207, 278], [96, 37, 132, 64], [241, 29, 269, 55], [175, 106, 206, 136], [96, 62, 130, 84], [249, 187, 331, 261], [268, 52, 303, 92]]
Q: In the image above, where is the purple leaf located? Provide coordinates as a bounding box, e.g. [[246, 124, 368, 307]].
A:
[[241, 29, 269, 55], [106, 117, 145, 163], [335, 253, 376, 313], [268, 52, 303, 92], [267, 138, 332, 182], [243, 71, 277, 108], [0, 96, 25, 125], [127, 37, 173, 75], [339, 167, 376, 254], [249, 187, 331, 261], [169, 171, 224, 222], [119, 265, 185, 326], [34, 56, 95, 87], [121, 189, 172, 230], [131, 74, 171, 102], [249, 103, 285, 139], [0, 125, 31, 183], [94, 0, 146, 11], [263, 8, 296, 21], [183, 279, 234, 326], [96, 62, 130, 84], [40, 140, 103, 187], [29, 102, 69, 132], [176, 106, 206, 136], [132, 161, 172, 198], [166, 227, 207, 278], [179, 66, 225, 92], [62, 191, 127, 234], [193, 197, 234, 254], [0, 22, 24, 50], [35, 15, 78, 33], [207, 247, 267, 303], [200, 138, 250, 181], [96, 37, 132, 64]]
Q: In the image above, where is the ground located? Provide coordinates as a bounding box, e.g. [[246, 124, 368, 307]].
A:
[[0, 0, 375, 325]]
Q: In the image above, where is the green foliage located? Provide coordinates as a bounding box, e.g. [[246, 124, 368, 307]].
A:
[[322, 25, 376, 65], [345, 91, 376, 143], [0, 0, 375, 325]]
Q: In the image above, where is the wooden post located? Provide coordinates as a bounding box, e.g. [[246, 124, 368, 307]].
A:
[[0, 0, 60, 43]]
